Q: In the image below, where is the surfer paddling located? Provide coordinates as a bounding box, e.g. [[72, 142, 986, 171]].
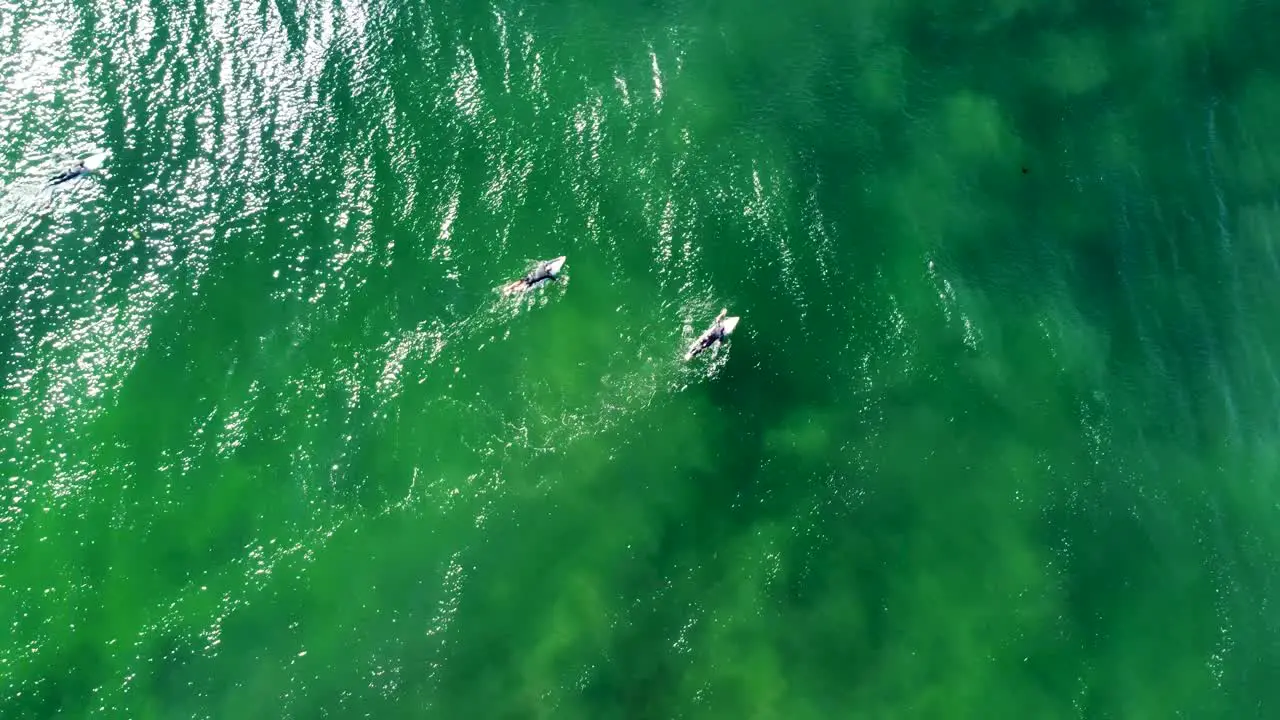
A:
[[48, 151, 110, 187], [503, 256, 566, 295], [685, 308, 740, 360]]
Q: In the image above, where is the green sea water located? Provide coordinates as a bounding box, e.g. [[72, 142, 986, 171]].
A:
[[4, 0, 1280, 716]]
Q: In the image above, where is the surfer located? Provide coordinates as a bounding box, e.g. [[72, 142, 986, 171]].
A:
[[685, 308, 740, 360], [49, 161, 89, 186], [503, 256, 566, 295], [48, 151, 109, 186]]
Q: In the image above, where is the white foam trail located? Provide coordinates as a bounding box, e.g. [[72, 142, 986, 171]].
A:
[[494, 9, 511, 93], [749, 163, 807, 324], [453, 46, 483, 119], [656, 196, 675, 278], [615, 73, 631, 106], [650, 49, 663, 103]]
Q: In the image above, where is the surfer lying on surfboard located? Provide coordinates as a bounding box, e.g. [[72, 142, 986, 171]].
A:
[[685, 308, 740, 360], [48, 151, 110, 186], [503, 256, 566, 295]]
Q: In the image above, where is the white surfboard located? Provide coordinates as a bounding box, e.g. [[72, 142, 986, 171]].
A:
[[83, 150, 111, 171], [542, 255, 566, 279]]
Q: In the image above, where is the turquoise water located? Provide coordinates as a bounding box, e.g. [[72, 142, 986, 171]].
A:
[[4, 0, 1280, 716]]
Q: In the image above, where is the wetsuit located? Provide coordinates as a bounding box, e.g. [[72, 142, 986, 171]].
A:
[[523, 262, 556, 286], [49, 162, 88, 186], [688, 323, 726, 357]]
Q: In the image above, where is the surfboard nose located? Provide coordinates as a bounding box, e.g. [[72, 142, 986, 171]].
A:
[[83, 150, 111, 170]]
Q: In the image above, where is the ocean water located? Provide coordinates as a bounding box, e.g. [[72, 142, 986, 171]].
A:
[[4, 0, 1280, 716]]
